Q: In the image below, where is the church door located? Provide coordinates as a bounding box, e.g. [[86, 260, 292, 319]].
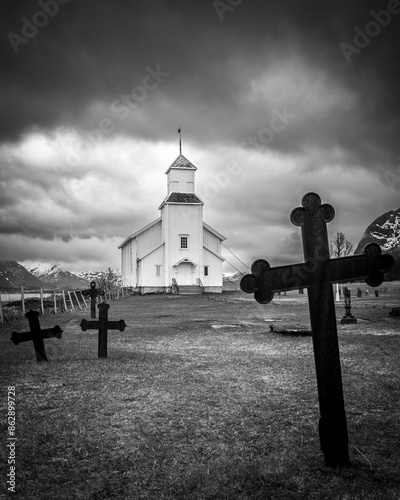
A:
[[177, 262, 193, 285]]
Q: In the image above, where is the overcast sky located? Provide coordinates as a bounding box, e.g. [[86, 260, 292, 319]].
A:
[[1, 0, 399, 274]]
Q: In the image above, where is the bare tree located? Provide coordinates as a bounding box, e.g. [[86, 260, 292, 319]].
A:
[[96, 268, 122, 291], [330, 232, 353, 258]]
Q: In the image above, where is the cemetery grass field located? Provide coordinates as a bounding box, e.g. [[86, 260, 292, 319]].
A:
[[1, 284, 399, 500]]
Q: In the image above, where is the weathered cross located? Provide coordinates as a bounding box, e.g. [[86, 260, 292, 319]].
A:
[[80, 302, 126, 358], [10, 309, 63, 362], [240, 192, 394, 467], [82, 281, 105, 318]]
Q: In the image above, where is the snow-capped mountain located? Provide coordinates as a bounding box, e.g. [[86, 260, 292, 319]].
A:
[[28, 263, 89, 289], [0, 261, 46, 289], [0, 261, 119, 291], [75, 270, 104, 283], [355, 207, 400, 279]]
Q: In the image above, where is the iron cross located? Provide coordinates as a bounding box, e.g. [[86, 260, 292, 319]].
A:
[[11, 309, 63, 362], [80, 302, 126, 358], [82, 281, 105, 318], [240, 192, 394, 467]]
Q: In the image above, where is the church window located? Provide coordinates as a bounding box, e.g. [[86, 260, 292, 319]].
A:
[[204, 266, 209, 276], [180, 235, 189, 249], [155, 265, 161, 276]]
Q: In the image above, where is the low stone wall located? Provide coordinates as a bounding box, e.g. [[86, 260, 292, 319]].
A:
[[203, 286, 222, 294], [139, 286, 167, 295]]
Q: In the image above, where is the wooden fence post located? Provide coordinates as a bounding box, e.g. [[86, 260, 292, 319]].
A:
[[40, 288, 44, 315], [67, 291, 75, 311], [21, 286, 25, 315], [62, 290, 68, 312], [54, 290, 57, 315], [0, 296, 3, 325], [74, 291, 83, 310], [80, 291, 88, 308]]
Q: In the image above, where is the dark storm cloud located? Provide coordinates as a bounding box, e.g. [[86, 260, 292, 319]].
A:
[[1, 0, 400, 271], [1, 0, 399, 170]]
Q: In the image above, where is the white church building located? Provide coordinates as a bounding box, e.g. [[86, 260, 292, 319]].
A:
[[119, 153, 226, 294]]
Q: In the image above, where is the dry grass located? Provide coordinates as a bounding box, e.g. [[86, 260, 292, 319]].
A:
[[0, 285, 399, 499]]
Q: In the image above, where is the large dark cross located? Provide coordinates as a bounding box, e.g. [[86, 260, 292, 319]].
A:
[[82, 281, 105, 318], [10, 310, 63, 362], [80, 302, 126, 358], [240, 192, 394, 467]]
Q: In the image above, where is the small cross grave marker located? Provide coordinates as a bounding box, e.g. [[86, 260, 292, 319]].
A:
[[240, 192, 394, 467], [82, 281, 105, 318], [10, 310, 63, 362], [340, 288, 357, 324], [80, 302, 126, 358]]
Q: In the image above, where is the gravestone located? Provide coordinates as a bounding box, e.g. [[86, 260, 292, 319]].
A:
[[240, 192, 394, 466], [10, 310, 63, 362], [340, 288, 357, 324], [82, 281, 105, 318], [269, 324, 311, 336], [80, 303, 126, 358]]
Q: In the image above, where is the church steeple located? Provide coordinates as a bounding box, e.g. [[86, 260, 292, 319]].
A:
[[165, 154, 197, 195], [159, 154, 203, 209]]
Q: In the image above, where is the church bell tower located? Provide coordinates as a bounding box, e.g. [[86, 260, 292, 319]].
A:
[[159, 153, 204, 287]]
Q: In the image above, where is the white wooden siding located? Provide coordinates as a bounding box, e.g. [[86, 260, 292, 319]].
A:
[[139, 246, 165, 286], [121, 239, 137, 287], [168, 168, 195, 194], [203, 227, 220, 254], [202, 248, 223, 286], [165, 204, 203, 285], [137, 220, 162, 258]]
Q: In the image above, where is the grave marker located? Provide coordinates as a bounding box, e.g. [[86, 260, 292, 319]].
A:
[[389, 307, 400, 317], [80, 302, 126, 358], [10, 309, 63, 362], [82, 281, 105, 318], [240, 192, 394, 466], [340, 288, 357, 324]]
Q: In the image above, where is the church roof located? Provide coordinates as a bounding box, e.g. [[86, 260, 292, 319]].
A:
[[158, 192, 204, 209], [165, 154, 197, 174], [165, 192, 203, 203], [203, 222, 226, 241], [118, 217, 161, 248]]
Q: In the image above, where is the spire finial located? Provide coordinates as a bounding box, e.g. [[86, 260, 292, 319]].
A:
[[178, 127, 182, 155]]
